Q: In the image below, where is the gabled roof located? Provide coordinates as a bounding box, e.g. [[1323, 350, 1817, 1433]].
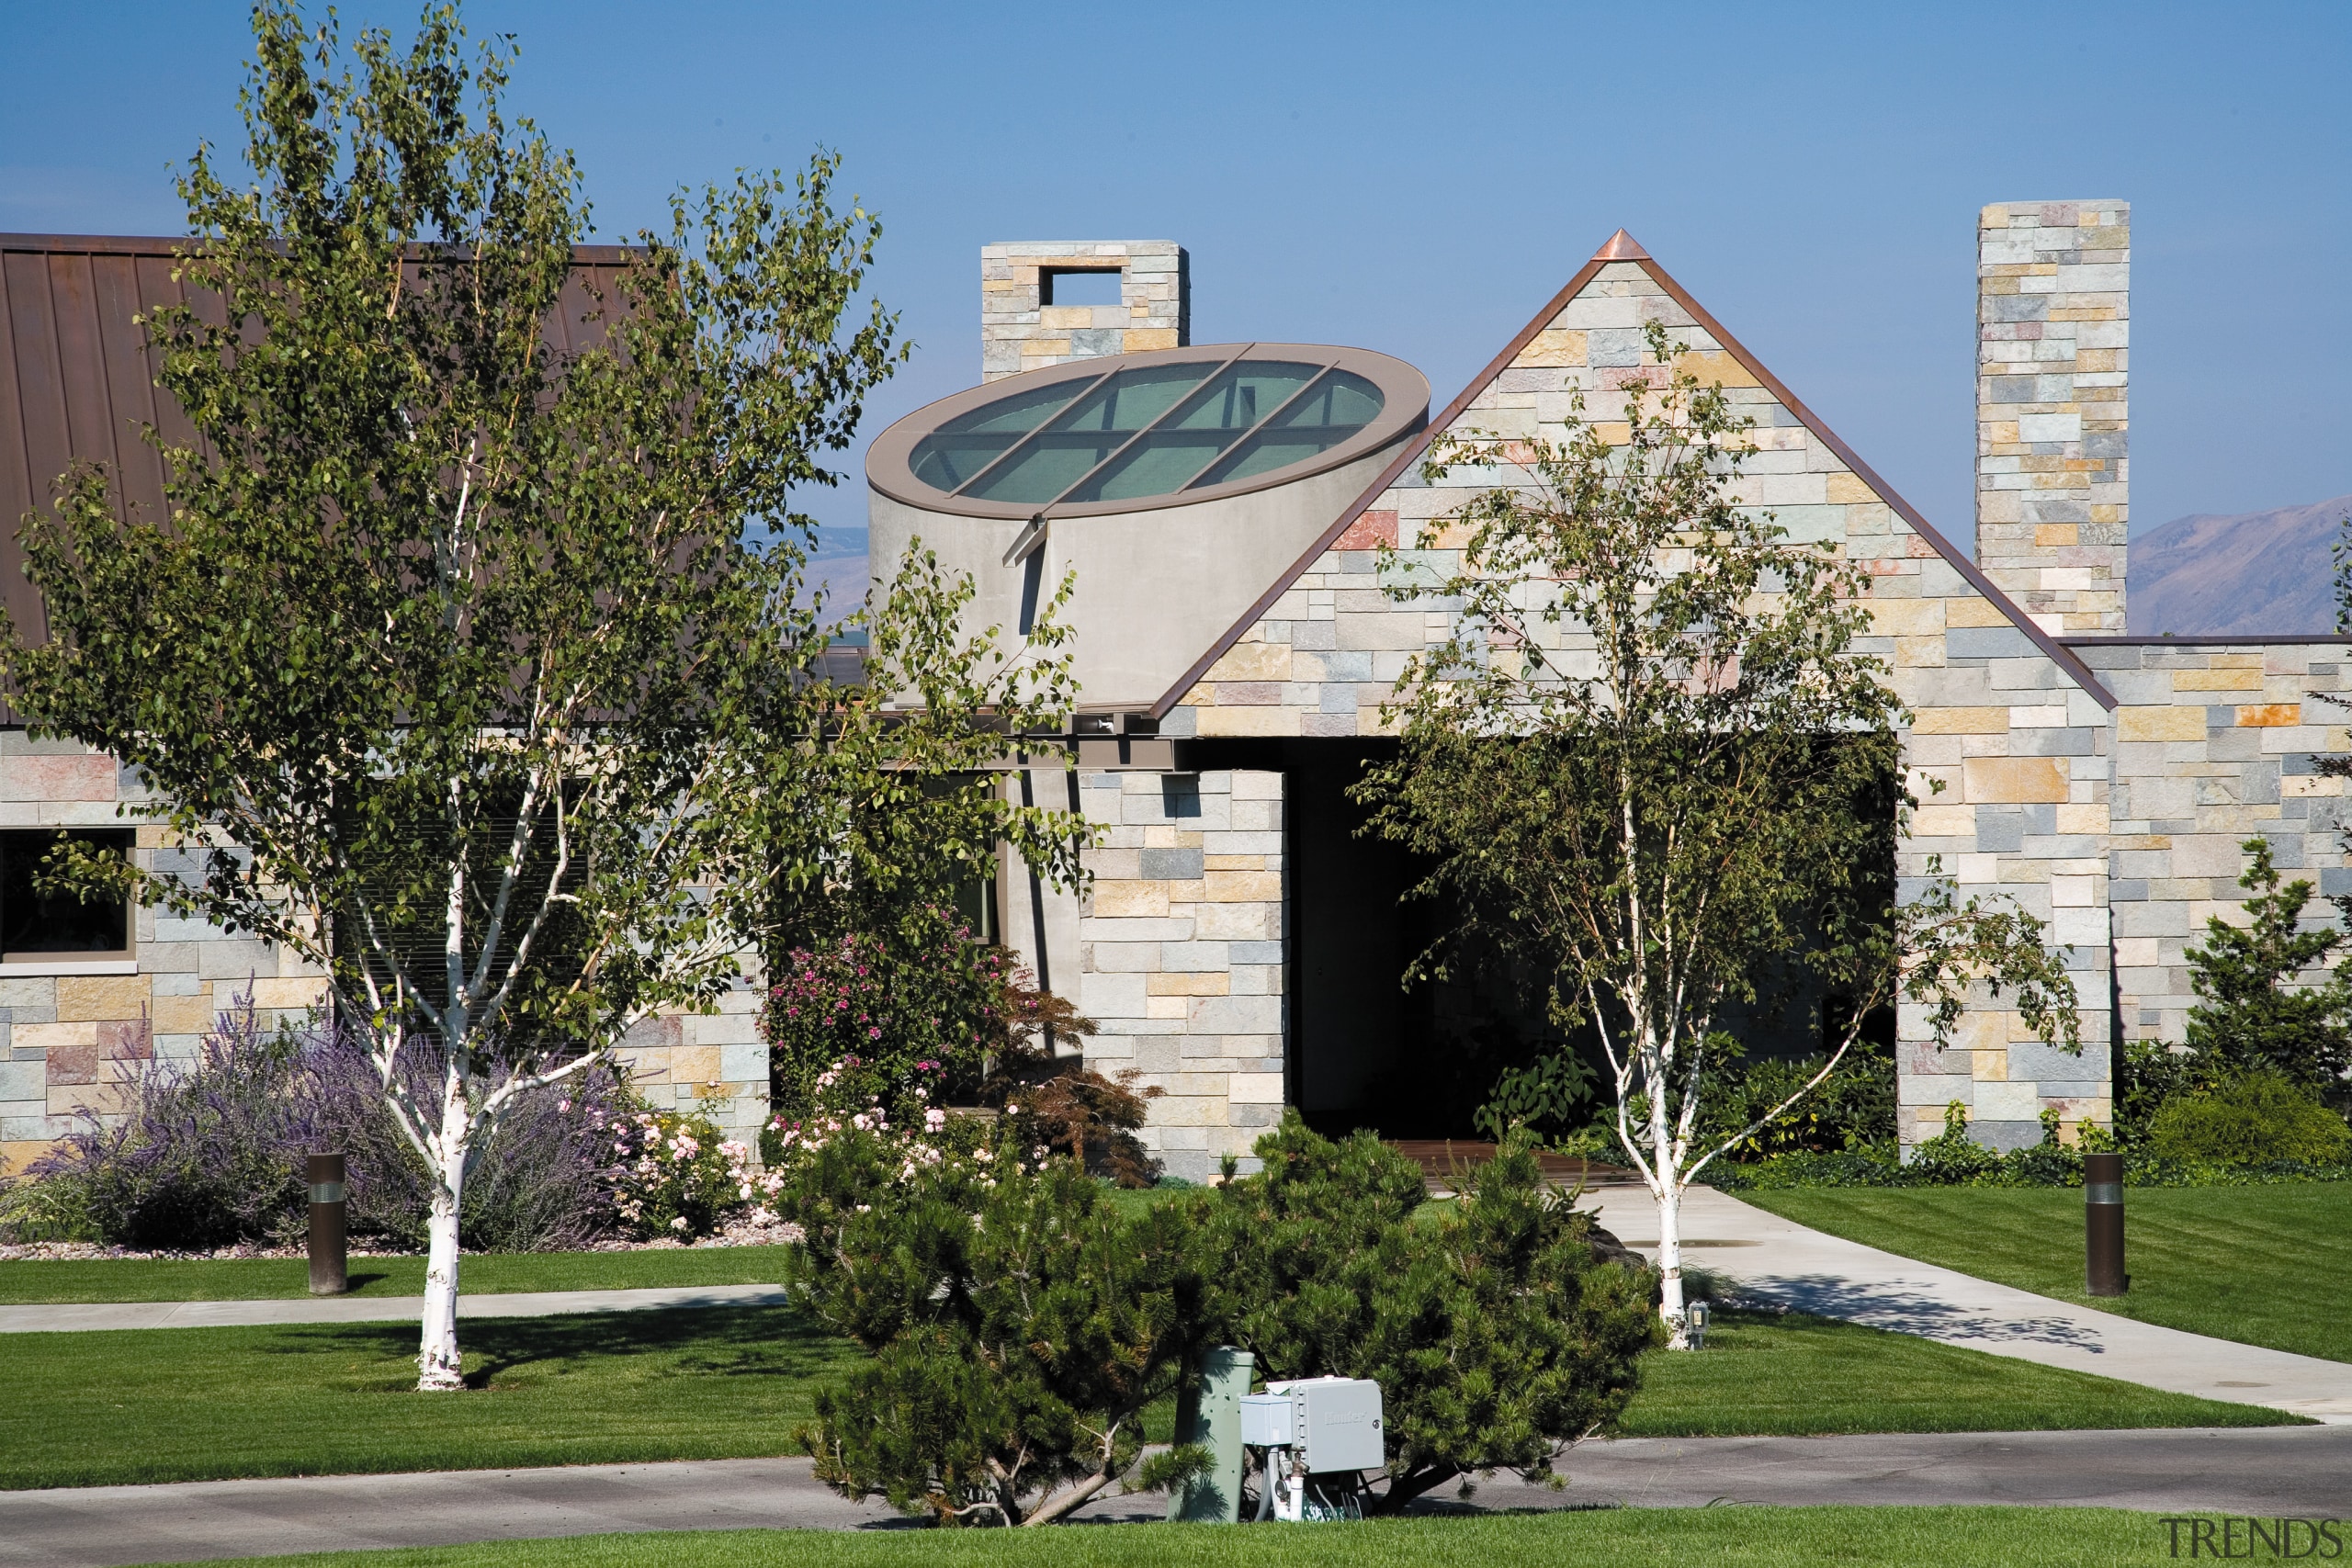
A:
[[1149, 229, 2117, 718]]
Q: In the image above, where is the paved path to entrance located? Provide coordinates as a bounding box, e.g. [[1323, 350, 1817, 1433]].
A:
[[6, 1428, 2346, 1568], [0, 1284, 788, 1335], [1580, 1183, 2352, 1424]]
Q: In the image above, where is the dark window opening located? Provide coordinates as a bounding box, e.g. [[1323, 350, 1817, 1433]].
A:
[[953, 862, 1001, 945], [1039, 268, 1123, 308], [0, 829, 133, 961]]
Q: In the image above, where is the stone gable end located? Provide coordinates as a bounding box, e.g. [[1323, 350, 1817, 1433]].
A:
[[1161, 254, 2116, 1151]]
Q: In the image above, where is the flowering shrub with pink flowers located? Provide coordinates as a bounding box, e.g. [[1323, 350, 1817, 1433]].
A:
[[763, 1054, 983, 1188], [600, 1095, 759, 1240], [763, 914, 1012, 1127]]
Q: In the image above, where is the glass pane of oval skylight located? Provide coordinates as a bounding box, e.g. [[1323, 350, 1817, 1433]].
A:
[[1062, 428, 1237, 503], [908, 379, 1086, 491], [1053, 363, 1205, 434], [1268, 369, 1382, 433], [1166, 361, 1322, 431], [960, 431, 1126, 504], [1192, 369, 1384, 488]]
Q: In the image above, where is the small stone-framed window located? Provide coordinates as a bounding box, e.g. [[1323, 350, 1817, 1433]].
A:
[[0, 829, 134, 964], [1038, 268, 1122, 308]]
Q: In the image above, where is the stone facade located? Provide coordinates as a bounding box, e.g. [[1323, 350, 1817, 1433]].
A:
[[1073, 768, 1286, 1180], [2075, 639, 2352, 1046], [0, 730, 768, 1175], [980, 242, 1188, 382], [14, 208, 2341, 1177], [0, 736, 326, 1174], [1975, 200, 2131, 636]]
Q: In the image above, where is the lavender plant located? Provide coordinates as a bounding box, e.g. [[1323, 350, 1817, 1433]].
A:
[[9, 997, 646, 1252]]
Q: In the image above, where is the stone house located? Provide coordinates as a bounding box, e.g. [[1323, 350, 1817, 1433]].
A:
[[4, 209, 2341, 1183], [870, 203, 2352, 1180]]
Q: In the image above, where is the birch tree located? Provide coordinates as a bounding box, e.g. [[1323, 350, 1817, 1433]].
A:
[[1359, 323, 2079, 1348], [1, 6, 1088, 1389]]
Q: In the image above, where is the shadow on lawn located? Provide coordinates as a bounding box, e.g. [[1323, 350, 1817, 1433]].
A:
[[1743, 1274, 2110, 1353], [260, 1305, 838, 1389]]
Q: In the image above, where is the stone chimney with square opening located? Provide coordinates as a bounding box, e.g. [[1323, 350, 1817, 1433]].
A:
[[980, 241, 1188, 382]]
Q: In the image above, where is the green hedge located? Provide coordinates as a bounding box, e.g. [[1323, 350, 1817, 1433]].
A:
[[1711, 1145, 2352, 1191]]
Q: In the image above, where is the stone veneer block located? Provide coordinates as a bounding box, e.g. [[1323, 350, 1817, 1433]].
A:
[[1975, 200, 2129, 635], [1076, 768, 1283, 1182]]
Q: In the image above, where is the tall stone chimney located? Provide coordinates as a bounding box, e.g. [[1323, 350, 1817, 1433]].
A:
[[979, 241, 1188, 382], [1975, 201, 2129, 634]]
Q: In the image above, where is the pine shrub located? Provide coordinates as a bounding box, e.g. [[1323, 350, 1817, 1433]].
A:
[[777, 1130, 1211, 1526], [1203, 1116, 1660, 1511]]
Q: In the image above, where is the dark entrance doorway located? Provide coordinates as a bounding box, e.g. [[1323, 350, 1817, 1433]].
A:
[[1283, 740, 1580, 1140], [1252, 737, 1882, 1144]]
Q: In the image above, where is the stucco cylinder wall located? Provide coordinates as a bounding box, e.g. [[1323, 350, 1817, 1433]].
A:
[[869, 436, 1417, 713]]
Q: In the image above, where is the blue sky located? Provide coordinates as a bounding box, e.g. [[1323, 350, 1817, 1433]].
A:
[[4, 2, 2346, 550]]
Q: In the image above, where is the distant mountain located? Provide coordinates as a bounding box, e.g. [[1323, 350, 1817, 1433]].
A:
[[2128, 494, 2352, 636], [800, 554, 870, 624]]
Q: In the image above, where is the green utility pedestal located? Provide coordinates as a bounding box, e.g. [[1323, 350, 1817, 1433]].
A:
[[1167, 1346, 1254, 1523]]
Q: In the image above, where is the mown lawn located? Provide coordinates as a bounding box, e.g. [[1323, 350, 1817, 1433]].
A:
[[1615, 1307, 2296, 1437], [0, 1302, 2291, 1491], [122, 1507, 2214, 1568], [0, 1246, 797, 1303], [1737, 1182, 2352, 1364], [0, 1307, 849, 1490]]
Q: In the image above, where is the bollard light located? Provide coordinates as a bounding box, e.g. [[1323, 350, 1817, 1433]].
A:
[[2084, 1150, 2126, 1297], [307, 1151, 348, 1296]]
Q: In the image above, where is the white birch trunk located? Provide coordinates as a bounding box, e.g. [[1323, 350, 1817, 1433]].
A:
[[418, 1181, 465, 1391], [1651, 1161, 1689, 1351], [417, 1071, 473, 1393]]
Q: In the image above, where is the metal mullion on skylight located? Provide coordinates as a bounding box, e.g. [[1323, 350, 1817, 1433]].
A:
[[1175, 359, 1339, 492], [1035, 344, 1256, 513], [948, 366, 1121, 499]]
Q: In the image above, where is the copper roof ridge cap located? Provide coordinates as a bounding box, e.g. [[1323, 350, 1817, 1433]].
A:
[[1593, 229, 1650, 261]]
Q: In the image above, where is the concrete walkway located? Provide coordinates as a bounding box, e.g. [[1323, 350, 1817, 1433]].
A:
[[6, 1429, 2348, 1568], [0, 1285, 788, 1335], [1580, 1183, 2352, 1424]]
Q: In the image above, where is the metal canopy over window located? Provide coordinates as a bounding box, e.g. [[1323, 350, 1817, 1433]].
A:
[[869, 344, 1427, 522]]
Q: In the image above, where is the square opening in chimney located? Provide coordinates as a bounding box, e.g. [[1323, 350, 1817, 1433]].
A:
[[1040, 267, 1123, 308]]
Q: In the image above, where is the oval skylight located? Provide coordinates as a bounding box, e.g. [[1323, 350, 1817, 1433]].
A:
[[869, 344, 1427, 520]]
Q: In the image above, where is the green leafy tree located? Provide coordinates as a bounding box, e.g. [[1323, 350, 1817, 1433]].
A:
[[1358, 322, 2079, 1347], [1204, 1118, 1659, 1511], [779, 1136, 1213, 1527], [0, 6, 1086, 1390], [2182, 838, 2352, 1092]]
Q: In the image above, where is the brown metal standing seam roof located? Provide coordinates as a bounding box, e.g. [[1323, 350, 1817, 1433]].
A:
[[0, 233, 639, 657]]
